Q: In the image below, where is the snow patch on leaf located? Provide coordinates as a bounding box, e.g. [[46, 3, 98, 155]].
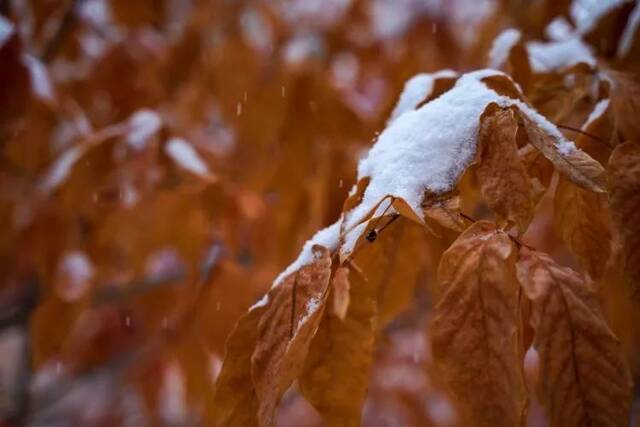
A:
[[127, 109, 162, 150], [389, 70, 458, 122], [165, 137, 211, 177], [22, 54, 55, 102], [582, 99, 610, 130], [488, 28, 521, 69], [617, 2, 640, 58], [526, 37, 595, 72], [272, 220, 341, 288]]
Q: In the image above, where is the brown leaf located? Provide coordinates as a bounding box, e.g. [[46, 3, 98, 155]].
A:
[[518, 144, 554, 204], [422, 192, 466, 232], [430, 221, 528, 427], [518, 110, 607, 192], [608, 141, 640, 294], [300, 241, 379, 427], [481, 75, 526, 101], [477, 104, 535, 234], [251, 245, 332, 427], [554, 177, 611, 279], [609, 72, 640, 143], [516, 248, 632, 427], [300, 216, 427, 426], [211, 304, 265, 427]]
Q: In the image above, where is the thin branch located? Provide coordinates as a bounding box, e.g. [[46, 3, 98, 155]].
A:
[[556, 124, 613, 149]]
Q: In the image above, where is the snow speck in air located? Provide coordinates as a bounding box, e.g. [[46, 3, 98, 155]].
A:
[[488, 28, 521, 69], [126, 109, 162, 150], [165, 137, 210, 177]]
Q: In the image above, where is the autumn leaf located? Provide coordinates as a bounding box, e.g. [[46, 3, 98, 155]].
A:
[[607, 141, 640, 294], [476, 103, 535, 234], [430, 221, 528, 427], [211, 304, 265, 427], [554, 177, 611, 279], [518, 111, 607, 192], [518, 144, 554, 204], [422, 192, 466, 232], [300, 244, 378, 427], [516, 248, 633, 427], [251, 245, 332, 427], [212, 245, 332, 427]]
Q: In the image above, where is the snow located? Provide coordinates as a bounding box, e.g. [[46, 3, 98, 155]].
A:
[[294, 296, 322, 335], [617, 2, 640, 58], [0, 14, 14, 46], [526, 37, 596, 72], [389, 70, 458, 122], [583, 99, 610, 129], [22, 55, 55, 101], [488, 28, 521, 69], [272, 220, 341, 288], [545, 17, 574, 41], [571, 0, 627, 34], [261, 69, 578, 305], [282, 33, 324, 66], [249, 294, 270, 310], [126, 109, 162, 149], [40, 145, 86, 194], [240, 8, 273, 54], [56, 250, 94, 301], [165, 137, 210, 177], [331, 51, 359, 89], [159, 362, 187, 424]]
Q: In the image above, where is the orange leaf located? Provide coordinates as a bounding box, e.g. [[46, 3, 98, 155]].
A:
[[607, 141, 640, 294], [430, 221, 528, 427], [516, 248, 633, 427], [477, 104, 535, 234]]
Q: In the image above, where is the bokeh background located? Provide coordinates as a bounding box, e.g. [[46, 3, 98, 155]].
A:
[[0, 0, 638, 425]]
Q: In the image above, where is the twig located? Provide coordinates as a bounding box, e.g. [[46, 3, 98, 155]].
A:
[[556, 124, 613, 149]]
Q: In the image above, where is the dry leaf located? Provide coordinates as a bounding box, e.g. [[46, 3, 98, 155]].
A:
[[607, 141, 640, 294], [554, 176, 611, 279], [516, 248, 632, 427], [211, 304, 265, 427], [430, 221, 528, 427], [300, 248, 378, 427], [422, 192, 466, 232], [518, 111, 607, 192], [477, 104, 535, 234], [251, 245, 332, 427], [609, 72, 640, 144], [518, 144, 554, 204]]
